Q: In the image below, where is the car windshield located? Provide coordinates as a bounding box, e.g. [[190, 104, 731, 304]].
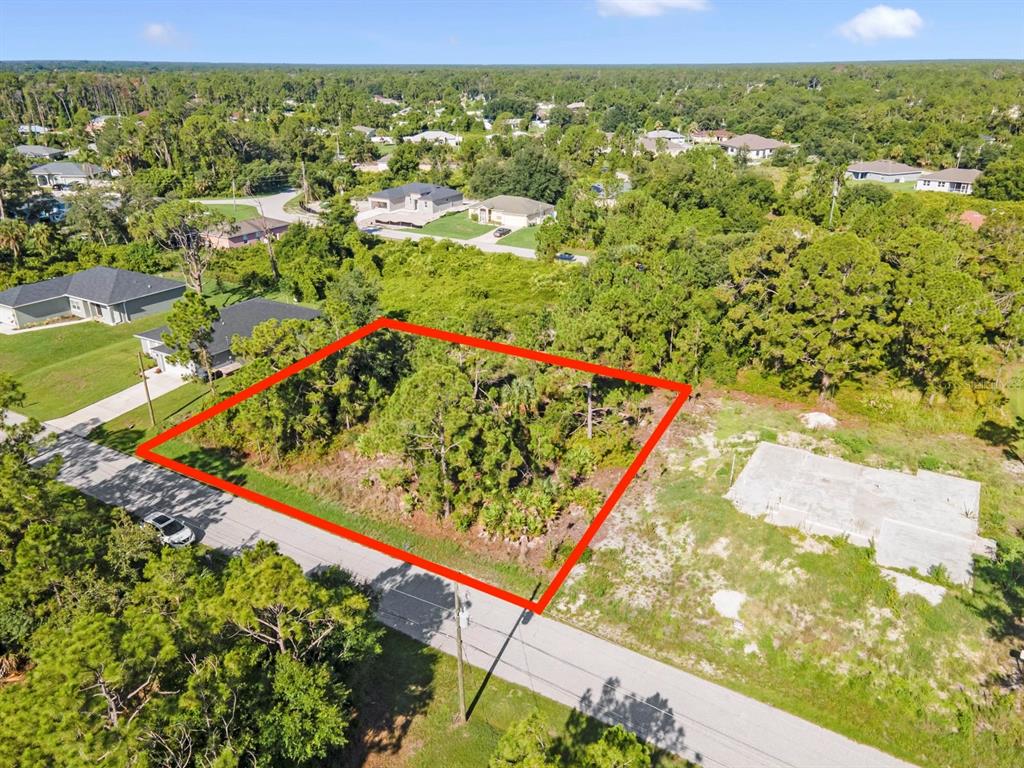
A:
[[161, 520, 185, 535]]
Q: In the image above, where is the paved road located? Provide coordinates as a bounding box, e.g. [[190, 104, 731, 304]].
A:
[[16, 415, 915, 768], [48, 370, 187, 436], [371, 227, 591, 265], [192, 189, 317, 225]]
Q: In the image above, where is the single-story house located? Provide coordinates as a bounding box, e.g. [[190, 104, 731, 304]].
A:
[[203, 216, 291, 249], [403, 130, 463, 147], [846, 160, 925, 183], [373, 95, 401, 105], [354, 157, 390, 173], [690, 129, 734, 144], [469, 195, 555, 229], [0, 266, 185, 330], [136, 298, 321, 377], [637, 136, 693, 157], [367, 182, 463, 215], [352, 125, 376, 138], [85, 115, 116, 135], [14, 144, 65, 160], [566, 101, 587, 111], [916, 168, 982, 195], [643, 129, 684, 141], [18, 124, 50, 135], [29, 161, 105, 188], [370, 135, 396, 145], [722, 134, 790, 162]]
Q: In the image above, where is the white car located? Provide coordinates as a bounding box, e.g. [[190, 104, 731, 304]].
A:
[[143, 512, 195, 547]]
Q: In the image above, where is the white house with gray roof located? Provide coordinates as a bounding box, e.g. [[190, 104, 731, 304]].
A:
[[0, 266, 185, 330], [29, 161, 105, 188], [722, 133, 791, 163], [402, 130, 462, 146], [136, 298, 321, 377], [916, 168, 982, 195], [367, 182, 463, 216], [846, 160, 925, 183]]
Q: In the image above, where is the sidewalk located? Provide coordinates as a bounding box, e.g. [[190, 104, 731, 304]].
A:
[[17, 417, 917, 768], [46, 369, 188, 436]]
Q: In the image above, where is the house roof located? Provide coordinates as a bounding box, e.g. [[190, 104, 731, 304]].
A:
[[352, 125, 375, 134], [643, 129, 684, 140], [28, 161, 104, 178], [919, 168, 982, 183], [638, 137, 692, 154], [723, 134, 789, 151], [404, 130, 460, 141], [15, 144, 64, 159], [474, 195, 554, 217], [691, 129, 734, 139], [208, 216, 291, 239], [847, 160, 924, 175], [0, 267, 184, 309], [137, 298, 321, 358], [369, 182, 462, 203]]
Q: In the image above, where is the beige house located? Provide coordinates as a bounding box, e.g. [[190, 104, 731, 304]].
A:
[[203, 217, 291, 249], [403, 130, 462, 147], [470, 195, 555, 229], [690, 129, 734, 144], [722, 134, 790, 163], [915, 168, 982, 195]]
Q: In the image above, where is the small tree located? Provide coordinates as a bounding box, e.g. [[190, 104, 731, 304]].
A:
[[131, 201, 225, 292], [162, 292, 220, 394]]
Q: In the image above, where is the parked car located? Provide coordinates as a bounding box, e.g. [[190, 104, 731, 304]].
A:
[[494, 227, 511, 238], [143, 512, 195, 547], [555, 252, 576, 261]]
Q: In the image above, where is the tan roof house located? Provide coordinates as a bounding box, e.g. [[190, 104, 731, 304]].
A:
[[846, 160, 925, 183], [470, 195, 554, 229], [690, 129, 734, 144], [403, 130, 462, 147], [722, 134, 790, 163], [204, 217, 291, 249], [915, 168, 982, 195]]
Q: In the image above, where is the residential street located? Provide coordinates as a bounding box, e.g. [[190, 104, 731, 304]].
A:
[[191, 189, 318, 225], [20, 416, 916, 768]]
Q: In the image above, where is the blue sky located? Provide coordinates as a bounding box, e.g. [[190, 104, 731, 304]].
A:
[[1, 1, 1021, 64]]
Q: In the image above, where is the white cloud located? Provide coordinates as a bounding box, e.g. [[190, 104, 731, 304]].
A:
[[838, 5, 923, 43], [597, 0, 709, 18], [142, 22, 182, 47]]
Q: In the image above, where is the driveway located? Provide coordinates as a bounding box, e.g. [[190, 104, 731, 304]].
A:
[[12, 413, 916, 768], [46, 369, 188, 436], [191, 189, 318, 225], [373, 226, 539, 260]]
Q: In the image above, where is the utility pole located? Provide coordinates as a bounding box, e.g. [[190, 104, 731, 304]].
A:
[[454, 586, 467, 724], [827, 174, 840, 229], [138, 350, 155, 428], [586, 380, 593, 440], [231, 179, 238, 220], [301, 160, 310, 205], [253, 199, 280, 281]]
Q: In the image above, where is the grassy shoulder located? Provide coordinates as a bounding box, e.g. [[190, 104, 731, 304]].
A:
[[203, 202, 260, 221], [498, 226, 538, 249], [550, 385, 1024, 768], [348, 628, 687, 767]]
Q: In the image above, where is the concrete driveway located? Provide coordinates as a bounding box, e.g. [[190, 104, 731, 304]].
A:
[[47, 369, 188, 436]]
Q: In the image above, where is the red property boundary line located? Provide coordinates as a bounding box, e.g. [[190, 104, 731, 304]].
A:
[[136, 317, 692, 613]]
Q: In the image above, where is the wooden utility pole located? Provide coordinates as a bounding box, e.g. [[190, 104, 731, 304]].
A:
[[454, 587, 467, 724], [138, 351, 155, 427], [827, 174, 840, 229], [301, 160, 310, 205], [586, 381, 593, 440], [231, 179, 238, 220]]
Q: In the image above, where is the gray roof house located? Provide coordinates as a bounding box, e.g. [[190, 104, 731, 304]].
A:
[[136, 298, 321, 378], [0, 266, 186, 330], [469, 195, 555, 228], [402, 130, 462, 146], [722, 134, 790, 163], [367, 182, 464, 225], [642, 129, 685, 141], [15, 144, 65, 160], [916, 168, 983, 195], [846, 160, 925, 183], [29, 161, 105, 188]]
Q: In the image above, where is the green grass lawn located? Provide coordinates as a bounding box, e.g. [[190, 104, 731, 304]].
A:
[[203, 202, 260, 222], [414, 212, 494, 240], [498, 226, 538, 249], [846, 178, 919, 192], [348, 628, 687, 767]]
